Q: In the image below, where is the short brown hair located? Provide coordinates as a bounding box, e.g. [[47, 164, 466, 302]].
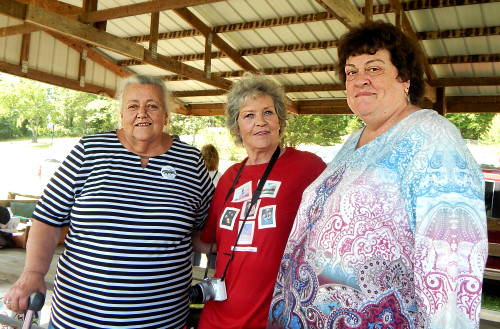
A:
[[201, 144, 219, 171], [336, 20, 425, 105]]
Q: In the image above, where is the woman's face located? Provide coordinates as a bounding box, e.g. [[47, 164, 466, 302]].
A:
[[120, 84, 167, 143], [344, 48, 409, 122], [237, 94, 280, 154]]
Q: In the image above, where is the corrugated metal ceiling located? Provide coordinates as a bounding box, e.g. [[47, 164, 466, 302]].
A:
[[0, 0, 498, 115]]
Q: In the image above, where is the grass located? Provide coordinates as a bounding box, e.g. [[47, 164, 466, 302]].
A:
[[482, 280, 500, 311]]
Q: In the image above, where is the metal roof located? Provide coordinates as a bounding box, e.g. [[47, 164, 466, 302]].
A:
[[0, 0, 499, 116]]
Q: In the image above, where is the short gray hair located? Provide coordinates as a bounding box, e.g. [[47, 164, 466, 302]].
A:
[[116, 75, 170, 118], [225, 72, 288, 146]]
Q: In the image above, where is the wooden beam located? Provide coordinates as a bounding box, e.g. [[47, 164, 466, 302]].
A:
[[365, 0, 373, 21], [80, 0, 226, 24], [388, 0, 436, 80], [0, 1, 232, 90], [0, 23, 40, 38], [285, 83, 345, 93], [417, 26, 500, 40], [149, 11, 160, 58], [172, 89, 225, 97], [433, 87, 446, 115], [46, 32, 129, 78], [118, 40, 340, 65], [447, 96, 500, 113], [0, 60, 115, 97], [428, 77, 500, 87], [173, 7, 255, 72], [20, 33, 30, 74], [17, 0, 81, 17], [186, 103, 225, 116], [315, 0, 365, 29], [0, 0, 27, 19], [120, 0, 499, 42], [428, 54, 500, 65], [45, 31, 131, 78], [143, 50, 232, 90], [204, 32, 213, 79], [23, 4, 145, 60]]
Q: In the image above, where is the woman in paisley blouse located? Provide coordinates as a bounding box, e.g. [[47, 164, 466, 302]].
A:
[[267, 21, 488, 329]]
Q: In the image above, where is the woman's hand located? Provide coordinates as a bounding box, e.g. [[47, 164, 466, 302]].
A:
[[3, 270, 46, 313], [3, 220, 62, 313], [192, 230, 217, 254]]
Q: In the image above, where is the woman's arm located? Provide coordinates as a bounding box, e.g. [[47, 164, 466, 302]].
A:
[[4, 220, 62, 313], [192, 230, 217, 254]]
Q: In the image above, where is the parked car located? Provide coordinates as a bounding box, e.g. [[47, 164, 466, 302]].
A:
[[484, 168, 500, 219]]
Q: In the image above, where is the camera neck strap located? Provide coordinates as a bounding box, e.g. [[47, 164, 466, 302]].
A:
[[219, 146, 281, 281]]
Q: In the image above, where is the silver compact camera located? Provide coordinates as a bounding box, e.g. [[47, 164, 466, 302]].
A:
[[188, 278, 227, 304]]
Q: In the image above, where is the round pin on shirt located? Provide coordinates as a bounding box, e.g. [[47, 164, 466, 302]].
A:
[[161, 165, 176, 179]]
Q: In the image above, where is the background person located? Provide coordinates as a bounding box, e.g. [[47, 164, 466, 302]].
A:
[[3, 75, 214, 329], [201, 144, 222, 187], [197, 143, 223, 269], [195, 73, 326, 329], [267, 21, 488, 329]]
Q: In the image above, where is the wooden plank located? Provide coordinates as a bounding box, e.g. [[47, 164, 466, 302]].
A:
[[174, 7, 255, 72], [316, 0, 365, 29], [80, 0, 226, 23], [0, 60, 116, 97], [489, 243, 500, 258], [484, 268, 500, 281], [0, 0, 27, 20], [24, 4, 145, 60], [488, 217, 500, 232], [45, 30, 131, 78]]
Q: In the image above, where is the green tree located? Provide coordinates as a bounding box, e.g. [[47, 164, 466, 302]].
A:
[[0, 81, 22, 138], [0, 79, 55, 142], [84, 98, 118, 134], [284, 114, 350, 147], [170, 114, 225, 144], [483, 114, 500, 144], [445, 113, 495, 140]]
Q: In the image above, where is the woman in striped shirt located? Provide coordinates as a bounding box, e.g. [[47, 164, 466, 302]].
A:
[[4, 75, 214, 329]]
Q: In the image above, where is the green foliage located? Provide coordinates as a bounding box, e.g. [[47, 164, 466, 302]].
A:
[[0, 75, 117, 141], [482, 114, 500, 144], [200, 127, 247, 162], [445, 113, 495, 140], [170, 114, 226, 145], [284, 114, 350, 148]]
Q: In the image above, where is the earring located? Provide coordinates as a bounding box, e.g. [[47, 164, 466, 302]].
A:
[[405, 90, 411, 104]]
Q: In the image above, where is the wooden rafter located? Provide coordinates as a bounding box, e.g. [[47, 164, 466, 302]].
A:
[[44, 31, 131, 78], [0, 59, 115, 96], [388, 0, 435, 80], [0, 0, 232, 90], [315, 0, 365, 29], [79, 0, 226, 23], [173, 7, 255, 72]]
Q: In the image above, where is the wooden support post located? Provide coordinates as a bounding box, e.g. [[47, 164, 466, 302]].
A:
[[20, 33, 30, 74], [364, 0, 373, 21], [205, 32, 213, 79], [433, 87, 446, 115], [150, 11, 160, 59]]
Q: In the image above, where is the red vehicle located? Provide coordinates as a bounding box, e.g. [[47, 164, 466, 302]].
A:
[[484, 168, 500, 219]]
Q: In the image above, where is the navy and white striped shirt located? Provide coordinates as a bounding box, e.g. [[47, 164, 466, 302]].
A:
[[33, 132, 214, 329]]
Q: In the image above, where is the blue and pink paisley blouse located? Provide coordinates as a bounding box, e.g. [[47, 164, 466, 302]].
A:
[[267, 110, 488, 329]]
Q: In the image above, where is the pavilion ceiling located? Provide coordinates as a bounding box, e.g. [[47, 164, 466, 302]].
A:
[[0, 0, 499, 116]]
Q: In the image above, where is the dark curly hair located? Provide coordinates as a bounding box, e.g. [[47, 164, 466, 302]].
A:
[[336, 20, 425, 105]]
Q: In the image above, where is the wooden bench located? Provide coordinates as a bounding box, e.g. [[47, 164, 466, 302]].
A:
[[0, 197, 68, 248]]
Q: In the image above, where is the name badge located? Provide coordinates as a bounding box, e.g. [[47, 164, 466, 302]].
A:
[[161, 165, 176, 179]]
